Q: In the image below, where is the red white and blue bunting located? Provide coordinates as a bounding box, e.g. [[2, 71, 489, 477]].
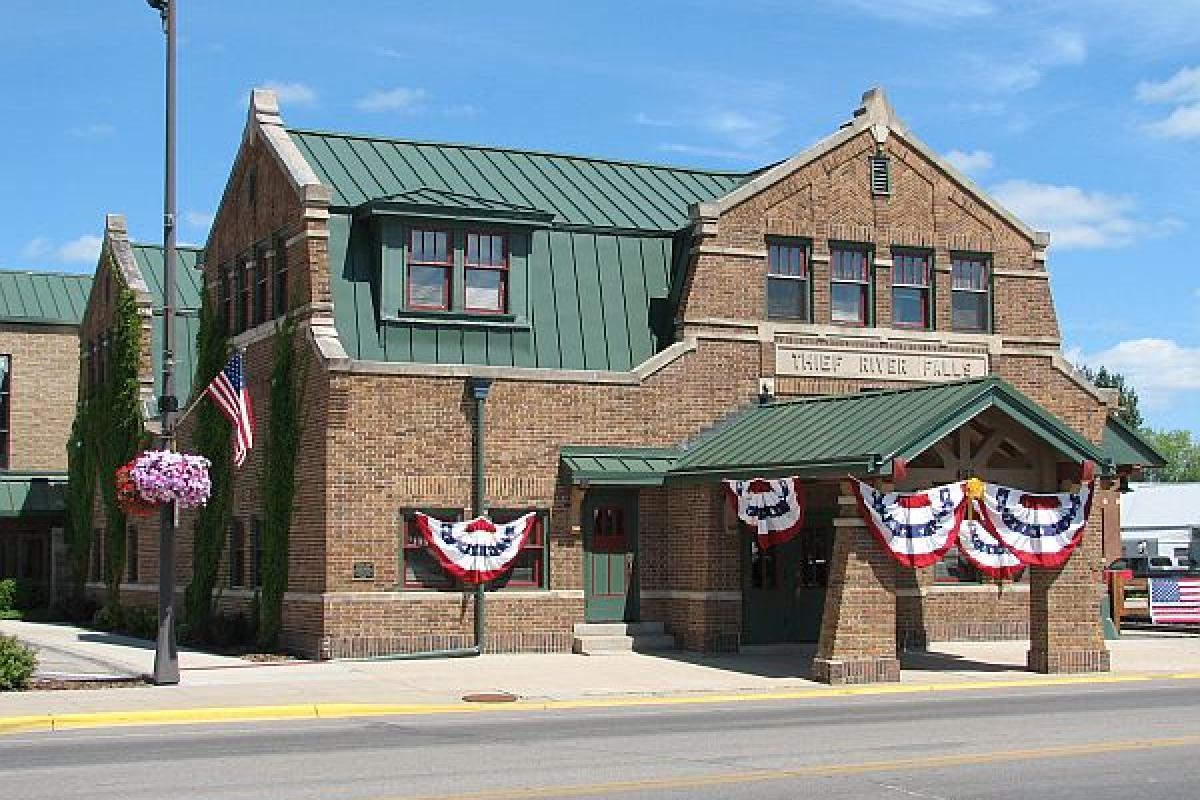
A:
[[724, 478, 806, 549], [976, 482, 1094, 568], [414, 512, 539, 584], [852, 479, 966, 567], [957, 516, 1025, 580]]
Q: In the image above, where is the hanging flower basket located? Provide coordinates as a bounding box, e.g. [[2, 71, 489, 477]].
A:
[[115, 460, 157, 517], [117, 449, 213, 511]]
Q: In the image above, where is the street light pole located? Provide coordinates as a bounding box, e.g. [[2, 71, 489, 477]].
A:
[[150, 0, 180, 686]]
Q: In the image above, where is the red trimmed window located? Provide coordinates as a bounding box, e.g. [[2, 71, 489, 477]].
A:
[[407, 230, 451, 311], [767, 242, 809, 320], [951, 255, 990, 332], [254, 245, 270, 326], [223, 265, 236, 333], [0, 354, 9, 469], [892, 251, 931, 329], [487, 509, 545, 589], [830, 247, 870, 325], [403, 508, 462, 589], [273, 234, 289, 317], [465, 233, 508, 313], [240, 258, 254, 332]]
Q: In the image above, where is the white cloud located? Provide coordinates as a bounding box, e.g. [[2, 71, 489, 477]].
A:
[[56, 235, 103, 263], [1136, 66, 1200, 139], [636, 107, 784, 162], [944, 149, 994, 175], [1137, 66, 1200, 104], [356, 87, 427, 113], [262, 81, 318, 108], [980, 30, 1087, 92], [21, 238, 51, 260], [990, 179, 1180, 249], [839, 0, 994, 23], [1079, 338, 1200, 411], [20, 235, 103, 264], [67, 122, 115, 138], [184, 210, 214, 229]]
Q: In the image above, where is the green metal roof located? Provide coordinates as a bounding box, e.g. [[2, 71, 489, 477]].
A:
[[0, 270, 92, 326], [130, 244, 203, 404], [669, 376, 1112, 482], [130, 243, 203, 311], [560, 447, 679, 486], [288, 128, 749, 230], [329, 217, 677, 371], [0, 473, 67, 517], [1103, 415, 1167, 469]]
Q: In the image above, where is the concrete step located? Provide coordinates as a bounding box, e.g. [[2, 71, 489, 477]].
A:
[[572, 621, 665, 636], [572, 622, 677, 655]]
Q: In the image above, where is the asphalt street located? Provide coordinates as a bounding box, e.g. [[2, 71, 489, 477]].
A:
[[3, 680, 1199, 799]]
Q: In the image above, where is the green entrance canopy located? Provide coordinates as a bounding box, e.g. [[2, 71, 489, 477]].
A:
[[668, 376, 1113, 483], [1102, 415, 1166, 470], [559, 447, 678, 487], [0, 473, 68, 517]]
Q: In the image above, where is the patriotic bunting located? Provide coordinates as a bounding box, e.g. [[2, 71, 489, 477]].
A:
[[414, 512, 539, 584], [724, 478, 806, 549], [852, 479, 966, 567], [976, 482, 1093, 568], [957, 516, 1025, 580]]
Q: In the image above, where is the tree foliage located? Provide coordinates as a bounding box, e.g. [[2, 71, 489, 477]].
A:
[[184, 293, 232, 643], [65, 398, 95, 602], [1077, 364, 1143, 429], [1142, 428, 1200, 483], [258, 316, 302, 650], [95, 280, 144, 620]]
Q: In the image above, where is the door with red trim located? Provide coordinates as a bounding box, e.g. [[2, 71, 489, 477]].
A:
[[583, 491, 638, 622]]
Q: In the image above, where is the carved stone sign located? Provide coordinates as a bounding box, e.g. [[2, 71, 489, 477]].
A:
[[775, 343, 988, 383], [352, 561, 376, 580]]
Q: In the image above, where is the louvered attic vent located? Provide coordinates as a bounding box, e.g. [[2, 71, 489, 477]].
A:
[[869, 155, 891, 196]]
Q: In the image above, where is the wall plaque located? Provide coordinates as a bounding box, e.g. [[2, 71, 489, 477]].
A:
[[775, 343, 988, 383], [352, 561, 376, 580]]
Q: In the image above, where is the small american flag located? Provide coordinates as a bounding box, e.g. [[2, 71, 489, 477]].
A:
[[205, 351, 255, 467], [1149, 577, 1200, 624]]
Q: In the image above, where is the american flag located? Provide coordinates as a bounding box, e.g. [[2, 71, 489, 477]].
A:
[[1149, 577, 1200, 624], [205, 351, 255, 467]]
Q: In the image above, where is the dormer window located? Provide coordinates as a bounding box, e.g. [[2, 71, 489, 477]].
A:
[[465, 233, 508, 314], [407, 229, 452, 311]]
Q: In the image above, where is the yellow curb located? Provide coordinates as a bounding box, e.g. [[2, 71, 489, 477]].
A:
[[2, 670, 1197, 735], [0, 715, 52, 735]]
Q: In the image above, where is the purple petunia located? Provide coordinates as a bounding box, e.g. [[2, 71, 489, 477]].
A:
[[129, 450, 212, 508]]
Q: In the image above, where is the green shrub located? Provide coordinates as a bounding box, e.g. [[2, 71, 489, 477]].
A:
[[0, 579, 15, 612], [13, 581, 47, 611], [91, 604, 120, 631], [124, 606, 159, 641], [0, 635, 37, 691]]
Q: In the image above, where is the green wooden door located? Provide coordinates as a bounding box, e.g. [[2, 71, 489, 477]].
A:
[[583, 491, 638, 622], [741, 534, 801, 645], [741, 511, 834, 644]]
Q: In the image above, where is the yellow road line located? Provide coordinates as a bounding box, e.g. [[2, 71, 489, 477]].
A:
[[391, 734, 1200, 800], [1, 670, 1196, 735]]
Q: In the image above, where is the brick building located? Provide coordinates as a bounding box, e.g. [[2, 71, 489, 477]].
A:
[[0, 266, 91, 599], [78, 214, 202, 594], [122, 86, 1159, 682]]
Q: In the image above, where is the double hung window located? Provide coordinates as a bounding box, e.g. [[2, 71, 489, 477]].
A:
[[273, 235, 289, 317], [830, 247, 870, 325], [951, 255, 990, 332], [401, 508, 547, 590], [892, 251, 931, 329], [465, 233, 508, 313], [407, 230, 452, 311], [0, 355, 9, 469], [766, 242, 810, 320]]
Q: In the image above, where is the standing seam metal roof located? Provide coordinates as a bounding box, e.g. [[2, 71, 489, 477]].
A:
[[669, 377, 1110, 481], [0, 270, 93, 325], [288, 128, 751, 229]]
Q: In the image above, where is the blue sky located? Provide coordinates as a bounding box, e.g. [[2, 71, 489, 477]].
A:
[[2, 1, 1198, 432]]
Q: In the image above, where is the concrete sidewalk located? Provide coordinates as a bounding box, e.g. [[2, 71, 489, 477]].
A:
[[3, 620, 1200, 728]]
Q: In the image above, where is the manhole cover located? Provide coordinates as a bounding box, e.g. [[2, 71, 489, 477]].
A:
[[462, 691, 518, 703]]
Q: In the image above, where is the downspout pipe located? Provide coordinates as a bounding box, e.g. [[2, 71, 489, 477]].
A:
[[348, 377, 493, 662]]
